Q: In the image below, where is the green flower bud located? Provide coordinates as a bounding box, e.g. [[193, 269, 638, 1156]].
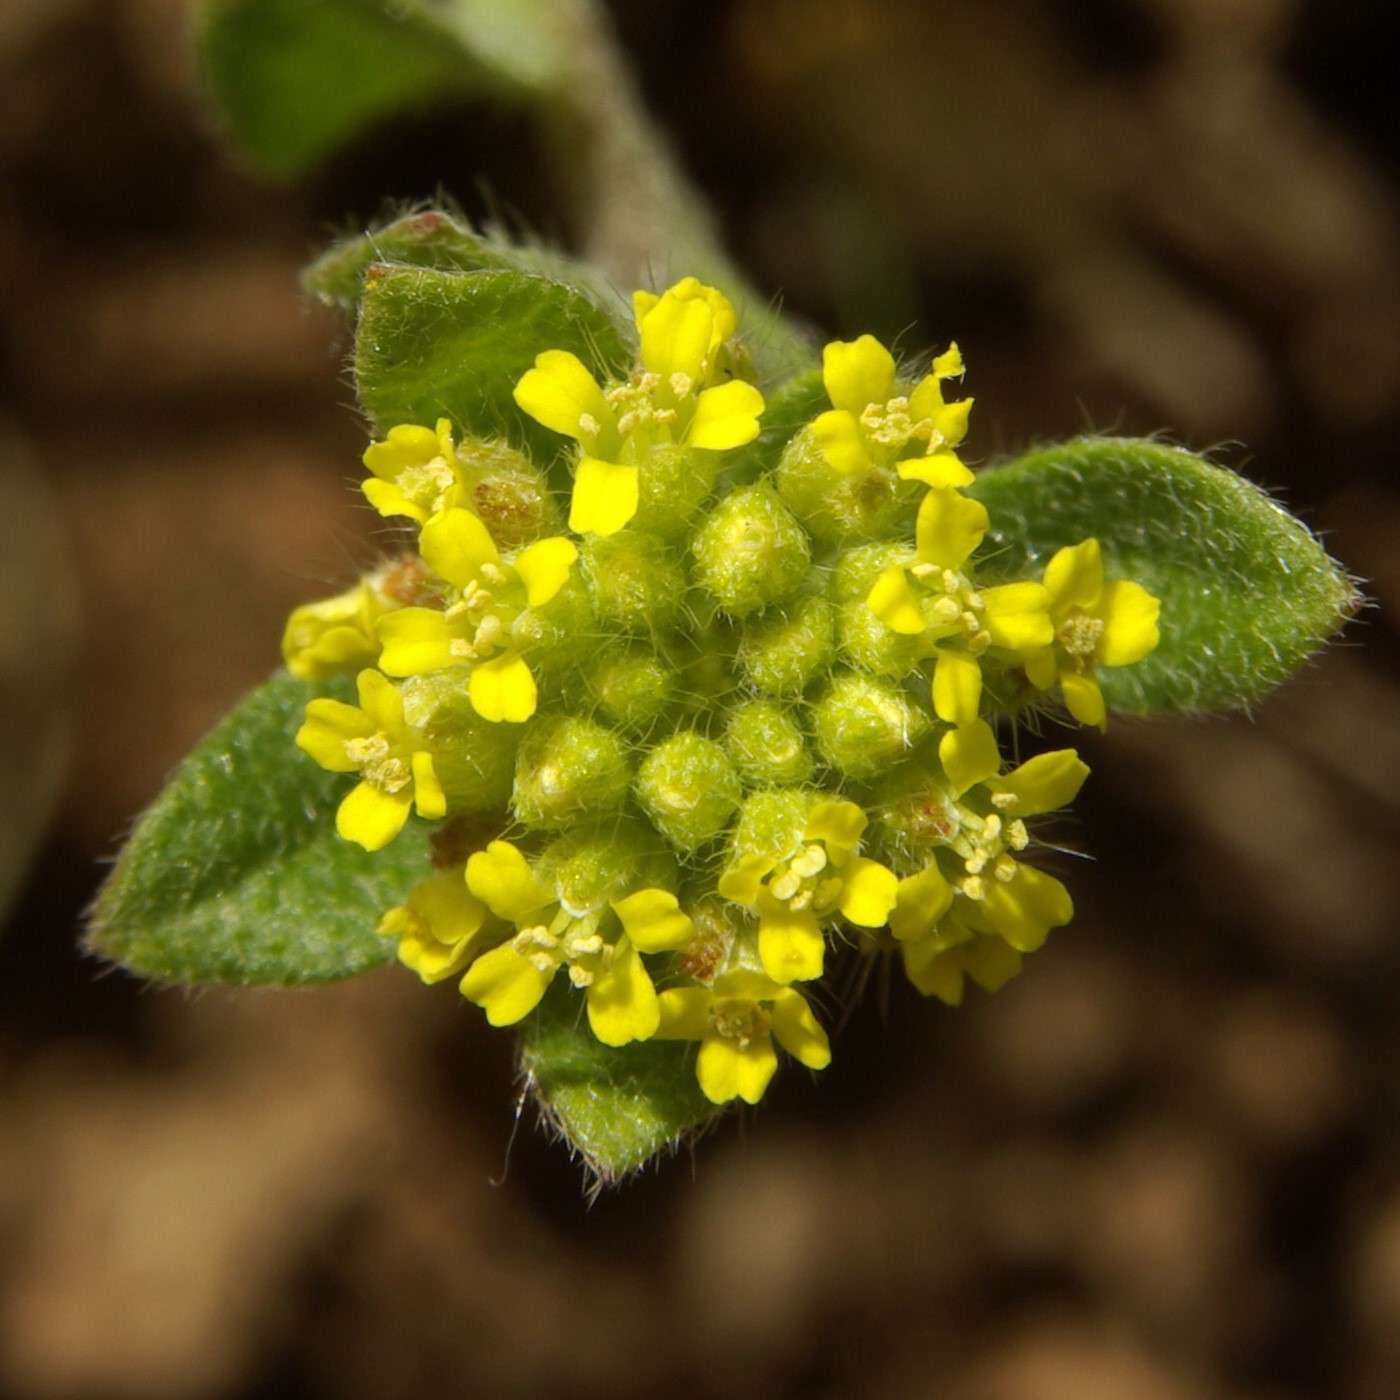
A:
[[731, 786, 811, 865], [828, 540, 911, 602], [725, 699, 814, 786], [775, 423, 918, 544], [511, 714, 632, 829], [837, 598, 926, 676], [810, 672, 929, 778], [461, 436, 562, 547], [585, 645, 678, 731], [632, 444, 722, 538], [399, 671, 518, 811], [736, 596, 835, 696], [579, 531, 686, 633], [691, 482, 810, 617], [635, 731, 742, 852], [538, 822, 677, 911]]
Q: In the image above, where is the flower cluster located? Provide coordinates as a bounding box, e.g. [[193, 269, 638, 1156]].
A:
[[287, 280, 1161, 1108]]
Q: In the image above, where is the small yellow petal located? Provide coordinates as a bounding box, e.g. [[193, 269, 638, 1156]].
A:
[[469, 650, 537, 723], [769, 988, 832, 1069], [611, 888, 695, 953], [963, 937, 1024, 993], [1097, 579, 1162, 666], [994, 749, 1090, 816], [513, 535, 578, 608], [568, 457, 639, 537], [939, 718, 1001, 796], [375, 608, 456, 678], [362, 423, 440, 481], [336, 781, 411, 851], [1060, 668, 1107, 730], [459, 942, 554, 1026], [805, 798, 867, 855], [419, 507, 500, 590], [686, 380, 764, 450], [932, 647, 983, 726], [867, 565, 926, 635], [466, 841, 551, 923], [895, 450, 974, 489], [757, 903, 825, 983], [586, 937, 660, 1046], [1043, 539, 1104, 611], [411, 750, 446, 820], [980, 864, 1073, 953], [809, 409, 871, 475], [513, 349, 607, 442], [638, 290, 714, 382], [655, 987, 713, 1040], [296, 699, 371, 771], [822, 334, 896, 415], [915, 487, 989, 570], [361, 476, 427, 523], [902, 943, 967, 1004], [697, 1033, 777, 1105], [837, 856, 899, 928], [718, 853, 772, 907], [889, 865, 955, 942], [982, 582, 1054, 652]]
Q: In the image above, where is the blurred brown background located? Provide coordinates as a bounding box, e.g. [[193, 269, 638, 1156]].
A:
[[3, 1, 1400, 1396]]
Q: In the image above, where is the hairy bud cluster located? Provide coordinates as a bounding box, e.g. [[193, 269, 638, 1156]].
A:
[[288, 279, 1161, 1107]]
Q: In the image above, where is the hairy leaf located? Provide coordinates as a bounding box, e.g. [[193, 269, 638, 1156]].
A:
[[195, 0, 563, 178], [970, 438, 1357, 713], [88, 672, 427, 985], [355, 264, 631, 460], [519, 982, 716, 1185]]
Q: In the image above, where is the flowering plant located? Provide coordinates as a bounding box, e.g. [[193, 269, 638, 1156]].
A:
[[86, 0, 1356, 1183]]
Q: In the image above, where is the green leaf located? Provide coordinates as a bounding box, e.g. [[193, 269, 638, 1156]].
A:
[[195, 0, 564, 179], [519, 982, 716, 1184], [88, 672, 428, 986], [970, 437, 1358, 714], [354, 265, 631, 460], [304, 209, 626, 325]]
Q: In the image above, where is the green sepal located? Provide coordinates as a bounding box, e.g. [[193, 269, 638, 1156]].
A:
[[355, 265, 630, 462], [970, 437, 1358, 713], [87, 672, 428, 985], [304, 209, 626, 328], [518, 980, 716, 1185], [194, 0, 563, 179]]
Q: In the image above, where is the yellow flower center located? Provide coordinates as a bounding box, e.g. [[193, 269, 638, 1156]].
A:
[[605, 372, 679, 442], [343, 733, 411, 793], [708, 998, 772, 1050], [908, 563, 991, 653], [859, 395, 933, 452], [396, 455, 458, 514], [1056, 609, 1105, 662], [766, 842, 843, 915], [511, 910, 612, 986], [444, 567, 515, 662]]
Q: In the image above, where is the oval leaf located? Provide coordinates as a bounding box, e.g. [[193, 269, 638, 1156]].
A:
[[195, 0, 563, 179], [970, 437, 1358, 714], [87, 672, 428, 985], [354, 265, 631, 459], [519, 982, 716, 1186]]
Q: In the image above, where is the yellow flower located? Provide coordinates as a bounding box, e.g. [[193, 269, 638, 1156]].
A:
[[886, 719, 1086, 999], [361, 418, 467, 522], [512, 278, 764, 537], [459, 842, 694, 1046], [295, 669, 446, 851], [654, 968, 831, 1105], [375, 506, 576, 723], [380, 870, 491, 984], [1024, 538, 1162, 730], [810, 337, 974, 487], [719, 797, 898, 984], [282, 578, 384, 682], [866, 487, 1053, 725]]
